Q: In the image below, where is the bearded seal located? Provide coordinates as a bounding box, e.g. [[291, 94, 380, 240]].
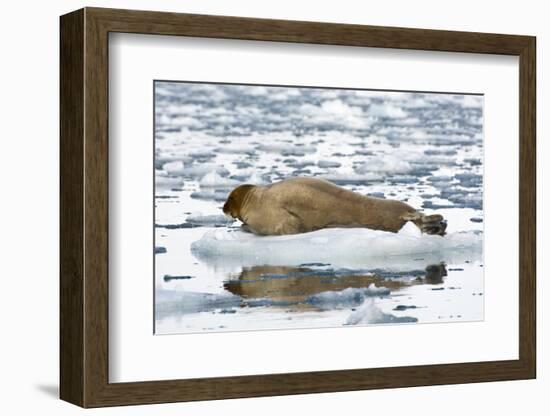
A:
[[223, 177, 446, 236]]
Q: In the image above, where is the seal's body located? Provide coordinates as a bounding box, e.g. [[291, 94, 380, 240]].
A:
[[223, 177, 446, 236]]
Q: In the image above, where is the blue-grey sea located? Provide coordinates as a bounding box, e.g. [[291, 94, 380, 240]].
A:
[[154, 82, 484, 334]]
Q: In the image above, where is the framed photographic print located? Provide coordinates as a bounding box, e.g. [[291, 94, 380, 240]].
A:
[[60, 7, 536, 407]]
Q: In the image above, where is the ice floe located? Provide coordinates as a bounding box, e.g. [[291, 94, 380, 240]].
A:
[[317, 160, 342, 168], [155, 290, 241, 317], [191, 222, 482, 270], [306, 284, 390, 309], [354, 156, 413, 175], [368, 103, 408, 118], [346, 298, 418, 325], [298, 99, 372, 129], [321, 171, 384, 185], [186, 213, 234, 227], [190, 189, 229, 202], [155, 175, 183, 190], [157, 213, 234, 229], [256, 142, 316, 155], [246, 172, 269, 185], [175, 164, 230, 179], [200, 171, 241, 188]]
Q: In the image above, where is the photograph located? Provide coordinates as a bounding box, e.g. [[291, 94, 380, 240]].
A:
[[153, 81, 484, 335]]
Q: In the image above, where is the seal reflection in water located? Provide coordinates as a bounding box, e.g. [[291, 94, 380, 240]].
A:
[[223, 264, 447, 310], [223, 177, 447, 236]]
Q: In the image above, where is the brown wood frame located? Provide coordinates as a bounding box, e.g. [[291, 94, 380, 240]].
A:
[[60, 7, 536, 408]]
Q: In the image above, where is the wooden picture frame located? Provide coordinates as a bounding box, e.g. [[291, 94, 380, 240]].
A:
[[60, 7, 536, 408]]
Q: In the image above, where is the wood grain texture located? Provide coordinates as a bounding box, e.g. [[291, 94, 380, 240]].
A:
[[59, 7, 537, 408], [518, 38, 536, 376], [88, 7, 532, 54], [83, 10, 110, 406], [59, 8, 84, 407]]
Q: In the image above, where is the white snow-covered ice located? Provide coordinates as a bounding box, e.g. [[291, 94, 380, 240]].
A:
[[191, 222, 482, 270]]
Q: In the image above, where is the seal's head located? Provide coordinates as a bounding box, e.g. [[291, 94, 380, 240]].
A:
[[223, 184, 255, 219]]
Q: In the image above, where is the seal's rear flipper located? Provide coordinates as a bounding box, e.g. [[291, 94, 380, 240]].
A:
[[419, 214, 447, 236], [402, 212, 447, 236]]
